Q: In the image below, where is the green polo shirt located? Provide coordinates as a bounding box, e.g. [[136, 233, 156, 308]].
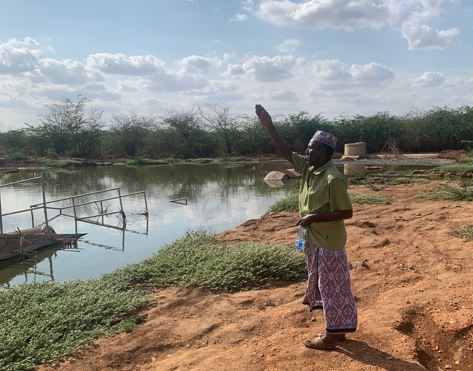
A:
[[293, 152, 352, 251]]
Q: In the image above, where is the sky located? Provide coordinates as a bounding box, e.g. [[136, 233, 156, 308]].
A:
[[0, 0, 472, 130]]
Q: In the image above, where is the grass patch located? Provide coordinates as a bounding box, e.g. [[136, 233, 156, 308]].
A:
[[125, 158, 171, 165], [432, 163, 473, 175], [453, 225, 473, 241], [268, 191, 388, 213], [221, 156, 249, 163], [108, 231, 306, 292], [348, 192, 388, 204], [41, 159, 82, 168], [0, 280, 149, 370], [268, 191, 388, 212], [384, 177, 429, 185], [422, 185, 473, 201], [269, 193, 299, 212]]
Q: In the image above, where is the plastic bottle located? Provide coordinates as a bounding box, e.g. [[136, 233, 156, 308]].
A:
[[295, 225, 305, 252]]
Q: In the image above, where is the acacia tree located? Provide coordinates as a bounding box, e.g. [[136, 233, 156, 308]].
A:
[[26, 96, 103, 157], [161, 110, 218, 158], [110, 114, 156, 157], [199, 103, 239, 156]]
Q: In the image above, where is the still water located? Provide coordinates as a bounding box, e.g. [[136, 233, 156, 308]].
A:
[[0, 162, 298, 287]]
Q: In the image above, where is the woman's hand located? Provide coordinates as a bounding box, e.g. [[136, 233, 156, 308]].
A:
[[255, 104, 272, 128], [297, 214, 315, 227]]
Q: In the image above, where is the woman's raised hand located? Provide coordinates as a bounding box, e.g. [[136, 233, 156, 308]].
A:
[[255, 104, 272, 128]]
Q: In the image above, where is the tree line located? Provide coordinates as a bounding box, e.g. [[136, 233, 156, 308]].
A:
[[1, 96, 473, 160]]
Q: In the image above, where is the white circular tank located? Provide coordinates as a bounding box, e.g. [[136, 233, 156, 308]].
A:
[[344, 142, 367, 157]]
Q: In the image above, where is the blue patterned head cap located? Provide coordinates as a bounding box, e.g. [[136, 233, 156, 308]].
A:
[[309, 130, 337, 149]]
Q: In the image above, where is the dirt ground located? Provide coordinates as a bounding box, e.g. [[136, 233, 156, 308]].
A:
[[39, 181, 473, 371]]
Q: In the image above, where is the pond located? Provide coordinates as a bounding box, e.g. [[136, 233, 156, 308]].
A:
[[0, 158, 446, 287], [0, 161, 299, 287]]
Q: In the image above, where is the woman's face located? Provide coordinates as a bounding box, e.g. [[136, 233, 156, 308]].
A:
[[305, 141, 324, 165]]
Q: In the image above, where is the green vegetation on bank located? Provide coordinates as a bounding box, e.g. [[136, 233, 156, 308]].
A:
[[1, 97, 473, 161], [269, 193, 299, 212], [453, 225, 473, 241], [0, 280, 149, 370], [349, 192, 388, 204], [108, 231, 306, 292], [422, 184, 473, 201], [0, 231, 305, 370], [269, 191, 388, 213], [383, 177, 430, 185], [432, 163, 473, 175]]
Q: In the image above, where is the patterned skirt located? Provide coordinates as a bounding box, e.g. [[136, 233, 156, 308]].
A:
[[302, 242, 357, 333]]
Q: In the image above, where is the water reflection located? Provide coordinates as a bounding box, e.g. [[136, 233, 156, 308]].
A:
[[0, 244, 63, 289]]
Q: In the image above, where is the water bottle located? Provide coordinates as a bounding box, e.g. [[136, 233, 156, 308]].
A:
[[295, 225, 305, 252]]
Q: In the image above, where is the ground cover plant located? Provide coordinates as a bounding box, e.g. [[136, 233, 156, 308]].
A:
[[0, 280, 149, 370], [348, 192, 388, 204], [269, 193, 299, 212], [453, 225, 473, 241], [0, 231, 305, 370], [422, 184, 473, 201], [108, 231, 306, 293], [432, 163, 473, 175], [383, 177, 430, 185]]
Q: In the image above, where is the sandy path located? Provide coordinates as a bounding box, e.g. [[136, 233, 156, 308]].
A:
[[40, 182, 473, 371]]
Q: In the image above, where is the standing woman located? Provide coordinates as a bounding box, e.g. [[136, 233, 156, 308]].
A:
[[255, 104, 357, 350]]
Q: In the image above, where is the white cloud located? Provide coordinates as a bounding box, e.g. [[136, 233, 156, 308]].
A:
[[230, 0, 254, 21], [350, 62, 394, 83], [256, 0, 460, 50], [39, 58, 90, 85], [179, 55, 217, 74], [402, 24, 459, 50], [224, 64, 246, 76], [148, 72, 208, 92], [87, 53, 165, 75], [314, 59, 351, 80], [414, 71, 445, 87], [0, 38, 40, 74], [257, 0, 399, 30], [230, 13, 248, 22], [270, 89, 298, 101], [276, 38, 301, 53], [312, 59, 394, 89], [242, 55, 298, 82]]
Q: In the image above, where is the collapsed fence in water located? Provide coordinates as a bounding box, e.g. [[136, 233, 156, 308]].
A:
[[0, 175, 148, 262]]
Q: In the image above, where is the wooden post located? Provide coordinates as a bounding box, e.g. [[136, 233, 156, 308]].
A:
[[41, 176, 49, 229], [72, 197, 77, 235], [117, 188, 126, 226], [143, 191, 149, 216], [30, 208, 35, 228]]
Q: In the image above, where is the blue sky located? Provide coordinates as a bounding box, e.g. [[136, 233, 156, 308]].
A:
[[0, 0, 472, 130]]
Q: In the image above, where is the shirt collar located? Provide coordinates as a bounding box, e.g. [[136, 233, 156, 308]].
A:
[[309, 160, 333, 175]]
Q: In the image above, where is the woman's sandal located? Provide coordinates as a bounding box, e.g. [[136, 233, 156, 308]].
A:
[[303, 335, 336, 351], [317, 332, 346, 341]]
